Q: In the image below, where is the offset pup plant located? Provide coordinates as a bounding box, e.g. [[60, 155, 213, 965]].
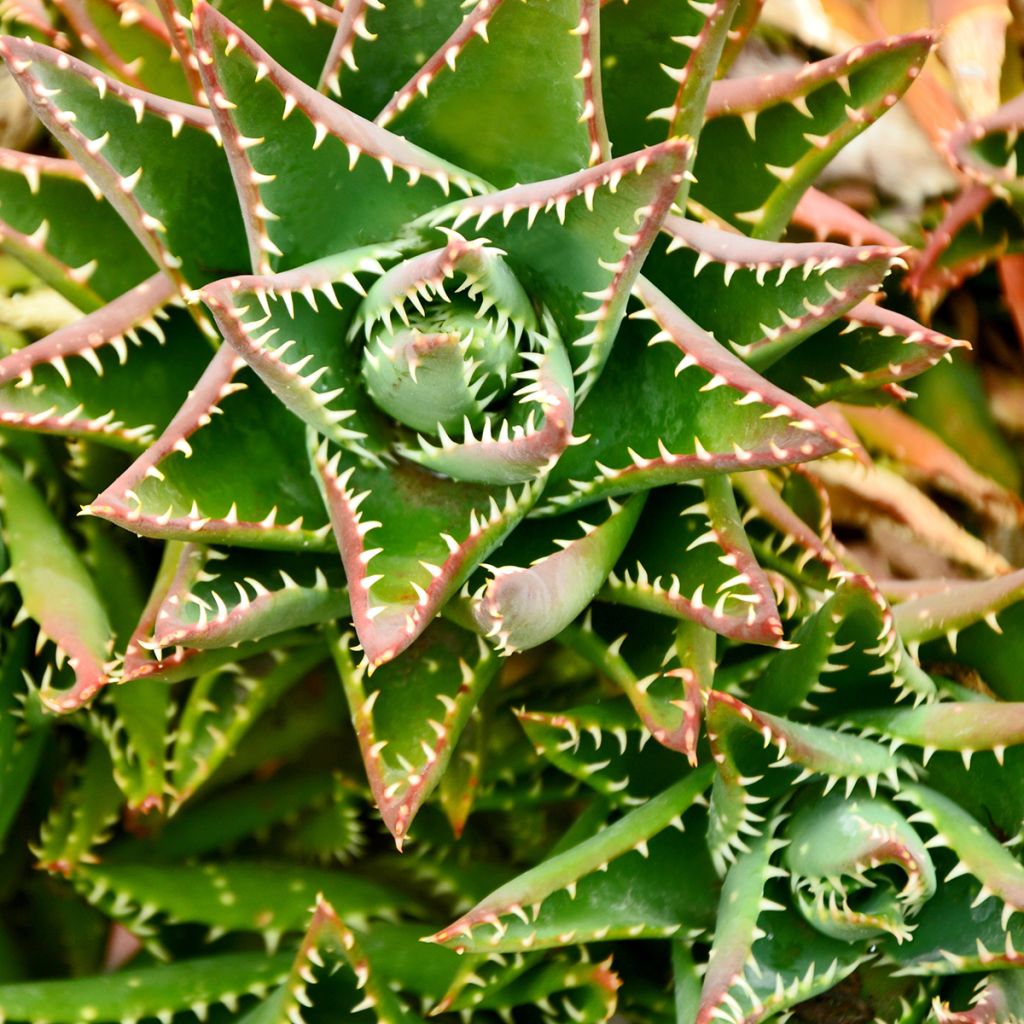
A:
[[0, 0, 1021, 1021]]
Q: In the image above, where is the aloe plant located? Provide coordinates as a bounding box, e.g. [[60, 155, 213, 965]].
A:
[[0, 0, 1021, 1021]]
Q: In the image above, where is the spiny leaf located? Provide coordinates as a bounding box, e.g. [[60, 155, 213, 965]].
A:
[[193, 2, 486, 273], [379, 0, 606, 185], [75, 860, 403, 945], [150, 543, 348, 650], [0, 454, 114, 712], [473, 494, 645, 654], [646, 214, 900, 370], [313, 437, 538, 666], [0, 148, 152, 307], [540, 276, 844, 512], [428, 766, 713, 952], [34, 739, 121, 875], [170, 643, 327, 807], [416, 138, 689, 395], [330, 621, 499, 847], [603, 478, 783, 645], [0, 35, 248, 286], [695, 31, 934, 238], [0, 273, 212, 450], [87, 347, 333, 550], [319, 0, 464, 117], [0, 952, 293, 1024], [53, 0, 193, 100]]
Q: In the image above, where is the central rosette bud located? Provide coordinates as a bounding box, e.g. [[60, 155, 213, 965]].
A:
[[350, 234, 576, 485]]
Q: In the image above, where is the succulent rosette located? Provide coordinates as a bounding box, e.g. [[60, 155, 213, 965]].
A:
[[4, 2, 1024, 1022]]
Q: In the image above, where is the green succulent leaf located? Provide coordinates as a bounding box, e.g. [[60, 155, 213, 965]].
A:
[[319, 0, 464, 116], [540, 276, 844, 512], [416, 138, 689, 396], [0, 454, 114, 712], [0, 952, 293, 1024], [193, 3, 486, 273], [149, 543, 348, 650], [695, 31, 933, 239], [378, 0, 606, 186], [170, 642, 327, 807], [0, 273, 212, 450], [472, 493, 645, 654], [34, 739, 122, 875], [53, 0, 194, 100], [603, 479, 784, 645], [0, 35, 249, 287], [646, 215, 899, 370], [429, 765, 713, 952], [330, 621, 499, 847], [88, 347, 333, 550], [75, 860, 403, 945], [0, 149, 153, 307]]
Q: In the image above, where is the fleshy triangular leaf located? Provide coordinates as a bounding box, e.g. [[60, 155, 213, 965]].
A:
[[318, 0, 465, 118], [0, 454, 114, 712], [603, 479, 783, 645], [193, 3, 486, 273], [767, 301, 967, 405], [0, 272, 211, 449], [416, 139, 689, 395], [694, 32, 934, 238], [427, 767, 713, 952], [169, 642, 326, 807], [472, 493, 645, 654], [52, 0, 193, 100], [646, 214, 900, 369], [378, 0, 606, 185], [150, 544, 348, 650], [87, 346, 333, 549], [0, 148, 153, 307], [313, 436, 538, 665], [0, 35, 248, 286], [542, 278, 843, 511], [329, 621, 499, 847]]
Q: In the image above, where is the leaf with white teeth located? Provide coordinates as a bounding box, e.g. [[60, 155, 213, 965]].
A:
[[844, 702, 1024, 765], [89, 347, 333, 550], [0, 954, 294, 1024], [695, 32, 934, 239], [698, 831, 869, 1024], [313, 438, 537, 665], [647, 215, 900, 370], [329, 622, 500, 848], [603, 479, 783, 646], [215, 0, 345, 88], [0, 273, 211, 450], [427, 765, 713, 953], [203, 242, 405, 455], [169, 642, 327, 808], [380, 0, 605, 185], [0, 455, 114, 713], [0, 35, 249, 286], [473, 494, 644, 653], [949, 93, 1024, 202], [768, 301, 967, 405], [0, 149, 153, 308], [54, 0, 195, 101], [784, 793, 936, 943], [194, 3, 487, 273], [319, 0, 465, 116], [897, 783, 1024, 922], [518, 698, 689, 804], [415, 139, 689, 396], [541, 276, 844, 512], [151, 544, 348, 650]]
